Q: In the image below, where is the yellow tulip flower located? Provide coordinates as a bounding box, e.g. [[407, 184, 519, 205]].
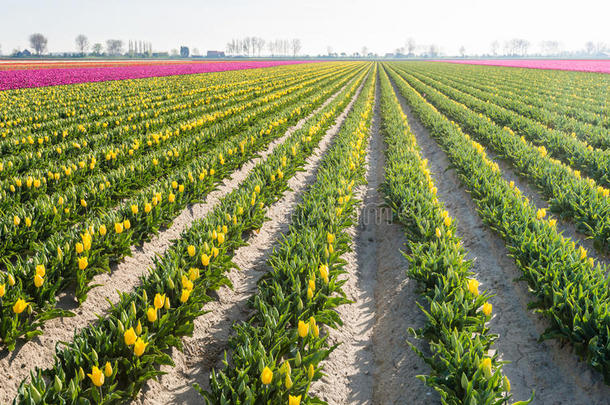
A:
[[154, 293, 166, 310], [78, 257, 88, 270], [34, 274, 44, 288], [104, 362, 113, 378], [298, 320, 309, 338], [147, 307, 157, 322], [187, 245, 196, 257], [467, 279, 479, 296], [289, 395, 302, 405], [133, 337, 149, 356], [260, 366, 273, 385], [87, 366, 104, 387], [124, 327, 137, 346], [482, 302, 492, 316], [13, 298, 28, 314]]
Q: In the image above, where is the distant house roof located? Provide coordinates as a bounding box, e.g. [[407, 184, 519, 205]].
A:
[[207, 50, 225, 57]]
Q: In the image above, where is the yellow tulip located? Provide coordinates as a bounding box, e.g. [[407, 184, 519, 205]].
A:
[[443, 216, 452, 227], [131, 204, 138, 215], [25, 217, 32, 227], [289, 395, 302, 405], [124, 327, 137, 346], [35, 264, 46, 277], [147, 307, 157, 322], [8, 274, 15, 286], [201, 253, 210, 266], [104, 362, 113, 378], [168, 192, 176, 203], [548, 219, 557, 227], [307, 287, 313, 300], [0, 284, 5, 298], [187, 245, 196, 257], [13, 215, 20, 226], [503, 375, 511, 392], [188, 267, 200, 281], [34, 274, 44, 288], [133, 337, 149, 356], [261, 366, 273, 385], [467, 279, 479, 296], [78, 257, 88, 270], [144, 203, 152, 213], [135, 320, 143, 335], [80, 199, 87, 208], [482, 302, 492, 316], [435, 227, 441, 238], [579, 246, 587, 260], [217, 233, 225, 244], [115, 222, 124, 234], [123, 219, 131, 230], [319, 264, 329, 283], [536, 208, 546, 220], [308, 364, 314, 380], [481, 357, 493, 379], [152, 293, 165, 310], [76, 242, 84, 254], [285, 373, 293, 389], [327, 233, 335, 244], [298, 320, 309, 338], [179, 184, 184, 192], [87, 366, 104, 387], [180, 289, 191, 303], [99, 224, 107, 236], [13, 298, 28, 314], [308, 279, 316, 291], [164, 296, 170, 310]]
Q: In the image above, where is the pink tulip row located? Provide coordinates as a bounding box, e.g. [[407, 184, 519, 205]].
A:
[[0, 60, 318, 91], [441, 59, 610, 74]]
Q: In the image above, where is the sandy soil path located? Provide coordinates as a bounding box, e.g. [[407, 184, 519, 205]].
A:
[[388, 72, 610, 405], [310, 78, 437, 405]]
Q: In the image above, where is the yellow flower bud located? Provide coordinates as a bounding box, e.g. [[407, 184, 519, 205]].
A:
[[481, 357, 493, 379], [104, 362, 113, 378], [289, 395, 302, 405], [482, 302, 492, 316], [115, 222, 124, 234], [34, 274, 44, 288], [13, 298, 28, 314], [467, 279, 479, 296], [298, 320, 309, 338], [78, 256, 88, 270], [147, 307, 157, 322], [201, 253, 210, 266], [261, 366, 273, 385], [308, 364, 314, 380], [154, 293, 166, 310], [99, 224, 107, 236], [187, 245, 196, 257], [180, 289, 191, 303]]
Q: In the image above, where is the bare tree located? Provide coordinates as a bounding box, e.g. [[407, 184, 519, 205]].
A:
[[29, 33, 48, 55], [361, 46, 368, 58], [459, 46, 466, 57], [327, 46, 333, 56], [428, 44, 439, 57], [291, 38, 302, 57], [594, 42, 607, 54], [267, 41, 275, 56], [92, 43, 103, 55], [540, 40, 560, 56], [585, 41, 595, 54], [490, 40, 499, 56], [406, 38, 416, 56], [75, 34, 89, 55], [106, 39, 123, 56]]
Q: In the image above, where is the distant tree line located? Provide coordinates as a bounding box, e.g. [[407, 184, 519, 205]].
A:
[[226, 37, 302, 57]]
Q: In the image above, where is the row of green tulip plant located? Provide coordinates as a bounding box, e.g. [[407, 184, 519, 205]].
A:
[[378, 66, 532, 404], [0, 63, 339, 152], [199, 64, 376, 405], [388, 64, 610, 254], [0, 64, 355, 206], [406, 63, 609, 148], [400, 65, 610, 179], [423, 62, 608, 120], [10, 63, 372, 404], [0, 65, 366, 351], [385, 63, 610, 384], [0, 64, 361, 264]]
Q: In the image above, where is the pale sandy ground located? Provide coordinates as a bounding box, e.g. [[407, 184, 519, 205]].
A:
[[132, 77, 366, 404], [0, 77, 355, 404], [389, 74, 610, 405]]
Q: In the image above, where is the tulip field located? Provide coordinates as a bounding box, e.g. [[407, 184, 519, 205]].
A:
[[0, 59, 609, 404]]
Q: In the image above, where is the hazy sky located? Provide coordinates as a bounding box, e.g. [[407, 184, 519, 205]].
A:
[[1, 0, 608, 55]]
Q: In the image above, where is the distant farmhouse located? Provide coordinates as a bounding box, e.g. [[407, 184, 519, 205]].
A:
[[207, 50, 225, 58]]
